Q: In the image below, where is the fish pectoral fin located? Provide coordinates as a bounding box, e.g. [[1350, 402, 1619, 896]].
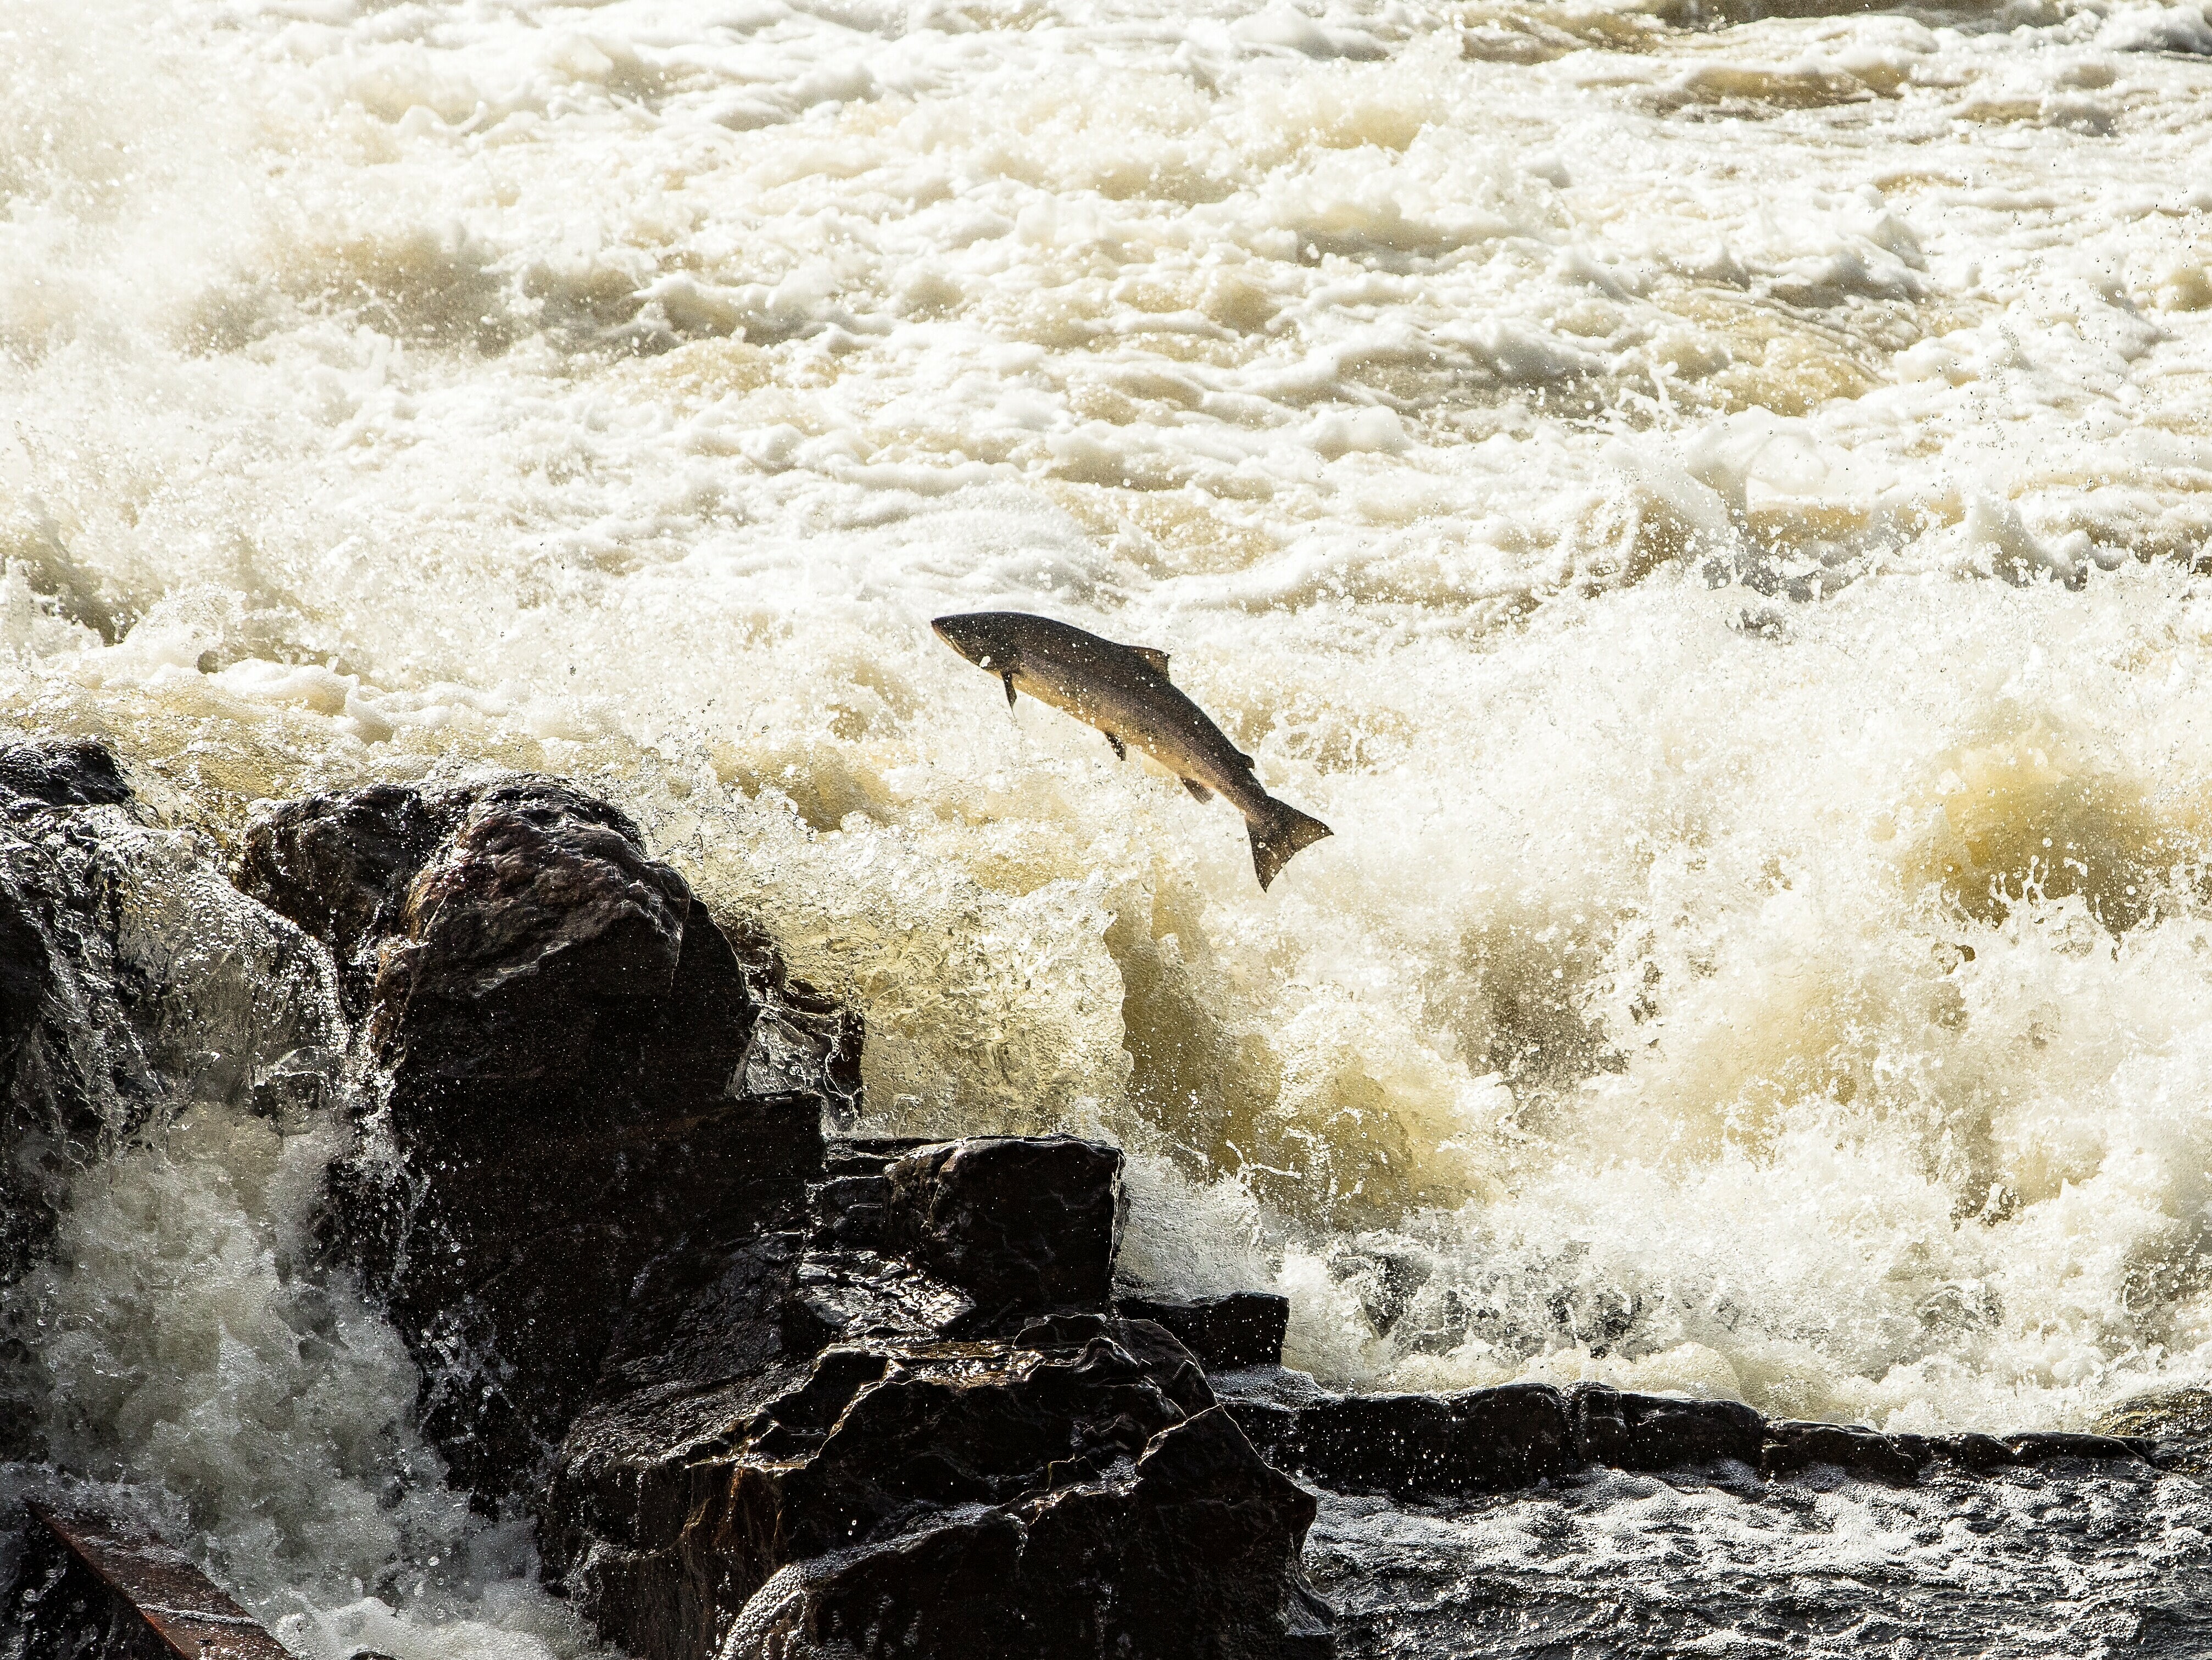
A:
[[1182, 777, 1213, 802], [1002, 672, 1017, 708], [1130, 646, 1171, 678], [1106, 732, 1126, 760]]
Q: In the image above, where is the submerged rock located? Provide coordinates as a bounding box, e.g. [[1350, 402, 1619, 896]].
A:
[[543, 1133, 1331, 1660], [249, 775, 862, 1502], [0, 739, 133, 810]]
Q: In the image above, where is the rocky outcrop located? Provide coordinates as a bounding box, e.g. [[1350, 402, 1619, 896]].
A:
[[1222, 1378, 1576, 1499], [1572, 1382, 1765, 1472], [2, 1502, 290, 1660], [243, 773, 1327, 1657], [241, 776, 862, 1503], [542, 1135, 1333, 1660], [2, 738, 339, 1292]]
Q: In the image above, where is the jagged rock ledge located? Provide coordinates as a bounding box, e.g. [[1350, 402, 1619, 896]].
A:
[[1212, 1371, 2161, 1500]]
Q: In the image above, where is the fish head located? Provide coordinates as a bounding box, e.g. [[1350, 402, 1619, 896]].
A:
[[931, 612, 1022, 674]]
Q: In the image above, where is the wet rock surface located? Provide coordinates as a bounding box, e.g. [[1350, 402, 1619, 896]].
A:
[[236, 781, 457, 1019], [1216, 1371, 2156, 1501], [252, 775, 862, 1503], [542, 1132, 1332, 1660], [1116, 1292, 1290, 1372], [882, 1136, 1124, 1327], [723, 1402, 1333, 1660], [1, 738, 339, 1294]]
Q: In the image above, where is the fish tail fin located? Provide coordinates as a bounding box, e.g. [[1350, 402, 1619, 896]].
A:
[[1249, 799, 1332, 891]]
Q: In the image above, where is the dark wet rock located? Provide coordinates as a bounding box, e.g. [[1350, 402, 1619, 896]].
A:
[[1751, 1422, 2146, 1485], [544, 1132, 1329, 1660], [718, 1507, 1029, 1660], [1570, 1384, 1765, 1470], [2, 739, 338, 1297], [779, 1133, 1132, 1352], [0, 739, 133, 811], [1118, 1291, 1290, 1370], [1924, 1430, 2018, 1472], [884, 1136, 1124, 1328], [241, 777, 864, 1115], [1760, 1421, 1927, 1485], [288, 775, 861, 1503], [722, 1405, 1334, 1660], [2000, 1430, 2155, 1467], [1217, 1360, 2157, 1505], [782, 1247, 976, 1350], [2, 1500, 290, 1660], [1230, 1384, 1577, 1500], [235, 781, 459, 1018], [802, 1173, 895, 1251]]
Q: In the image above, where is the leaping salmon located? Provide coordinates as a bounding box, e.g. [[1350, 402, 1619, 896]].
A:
[[932, 610, 1333, 890]]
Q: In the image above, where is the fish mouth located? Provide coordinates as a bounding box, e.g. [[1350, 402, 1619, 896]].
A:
[[931, 615, 990, 667]]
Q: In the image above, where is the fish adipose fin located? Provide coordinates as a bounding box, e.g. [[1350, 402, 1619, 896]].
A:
[[1249, 799, 1331, 891], [1132, 647, 1171, 677], [1107, 732, 1126, 760], [1183, 777, 1212, 802], [1002, 672, 1017, 707]]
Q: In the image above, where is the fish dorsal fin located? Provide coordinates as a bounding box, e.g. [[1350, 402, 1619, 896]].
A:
[[1235, 750, 1255, 770], [1130, 646, 1171, 678]]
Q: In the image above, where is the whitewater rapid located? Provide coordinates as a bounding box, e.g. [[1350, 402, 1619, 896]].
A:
[[4, 0, 2212, 1650]]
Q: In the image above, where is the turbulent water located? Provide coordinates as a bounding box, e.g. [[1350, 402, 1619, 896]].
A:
[[5, 0, 2212, 1651]]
